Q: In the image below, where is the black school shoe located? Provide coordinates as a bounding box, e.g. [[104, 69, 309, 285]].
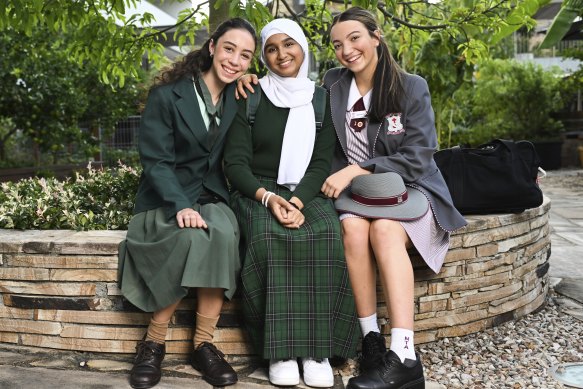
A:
[[347, 350, 425, 389], [359, 331, 387, 373], [191, 342, 238, 386], [129, 340, 166, 389]]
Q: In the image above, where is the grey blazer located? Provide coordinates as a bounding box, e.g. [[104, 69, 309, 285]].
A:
[[323, 67, 466, 232]]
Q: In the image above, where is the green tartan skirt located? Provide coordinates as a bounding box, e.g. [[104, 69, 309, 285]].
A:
[[118, 201, 240, 312], [231, 177, 359, 360]]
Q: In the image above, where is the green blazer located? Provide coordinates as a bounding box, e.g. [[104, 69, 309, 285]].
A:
[[133, 76, 238, 220]]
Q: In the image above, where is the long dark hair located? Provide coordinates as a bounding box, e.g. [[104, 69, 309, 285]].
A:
[[331, 7, 405, 121], [153, 18, 257, 87]]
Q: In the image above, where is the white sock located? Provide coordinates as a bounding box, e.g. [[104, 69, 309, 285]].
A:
[[390, 328, 416, 363], [358, 313, 380, 337]]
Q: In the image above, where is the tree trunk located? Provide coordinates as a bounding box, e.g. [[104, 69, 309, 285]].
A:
[[209, 0, 230, 34]]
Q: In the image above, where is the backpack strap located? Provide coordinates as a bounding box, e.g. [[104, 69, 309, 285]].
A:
[[246, 85, 327, 130], [312, 86, 326, 131], [246, 87, 262, 127]]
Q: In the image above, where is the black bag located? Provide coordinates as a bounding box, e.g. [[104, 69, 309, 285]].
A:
[[434, 139, 543, 214]]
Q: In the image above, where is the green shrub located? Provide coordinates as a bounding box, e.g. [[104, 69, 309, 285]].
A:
[[0, 163, 140, 230], [449, 59, 565, 146]]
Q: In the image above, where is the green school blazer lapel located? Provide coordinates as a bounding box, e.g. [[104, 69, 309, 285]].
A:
[[174, 77, 210, 152]]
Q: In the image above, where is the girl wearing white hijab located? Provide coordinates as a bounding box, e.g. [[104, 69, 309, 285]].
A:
[[224, 19, 358, 388]]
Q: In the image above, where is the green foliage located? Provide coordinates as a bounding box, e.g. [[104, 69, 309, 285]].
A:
[[0, 163, 140, 230], [540, 0, 583, 49], [0, 27, 143, 166], [449, 59, 566, 146]]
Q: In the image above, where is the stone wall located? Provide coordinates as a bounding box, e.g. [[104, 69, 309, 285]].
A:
[[0, 198, 551, 355]]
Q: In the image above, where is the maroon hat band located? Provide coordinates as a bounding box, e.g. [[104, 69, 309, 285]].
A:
[[352, 190, 408, 207]]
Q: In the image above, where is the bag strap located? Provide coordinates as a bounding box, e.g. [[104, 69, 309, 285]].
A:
[[246, 87, 262, 127], [246, 86, 327, 130], [312, 86, 326, 131]]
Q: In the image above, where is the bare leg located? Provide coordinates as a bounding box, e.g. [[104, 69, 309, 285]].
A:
[[197, 287, 224, 318], [152, 300, 181, 323], [369, 219, 414, 330], [341, 218, 377, 317]]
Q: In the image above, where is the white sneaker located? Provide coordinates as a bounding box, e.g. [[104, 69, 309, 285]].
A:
[[301, 357, 334, 388], [269, 358, 300, 386]]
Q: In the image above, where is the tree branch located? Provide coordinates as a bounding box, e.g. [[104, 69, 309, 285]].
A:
[[279, 0, 323, 50], [377, 4, 448, 30], [133, 1, 208, 43]]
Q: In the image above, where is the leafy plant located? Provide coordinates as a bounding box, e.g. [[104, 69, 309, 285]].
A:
[[449, 59, 565, 146], [0, 163, 140, 230]]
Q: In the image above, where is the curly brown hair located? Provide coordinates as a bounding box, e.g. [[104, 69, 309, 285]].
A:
[[153, 18, 257, 87]]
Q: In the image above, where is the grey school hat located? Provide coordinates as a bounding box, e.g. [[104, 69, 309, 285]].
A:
[[335, 172, 429, 220]]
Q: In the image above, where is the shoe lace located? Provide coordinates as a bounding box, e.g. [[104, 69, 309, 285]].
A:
[[362, 335, 385, 358], [135, 341, 161, 363], [202, 342, 226, 363], [378, 354, 398, 382]]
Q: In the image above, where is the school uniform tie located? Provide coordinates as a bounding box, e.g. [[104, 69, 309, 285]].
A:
[[349, 97, 367, 133]]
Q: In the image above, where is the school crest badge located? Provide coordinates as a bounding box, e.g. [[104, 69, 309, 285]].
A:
[[386, 113, 404, 135]]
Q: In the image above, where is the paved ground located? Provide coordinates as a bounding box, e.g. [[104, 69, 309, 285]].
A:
[[0, 168, 582, 389]]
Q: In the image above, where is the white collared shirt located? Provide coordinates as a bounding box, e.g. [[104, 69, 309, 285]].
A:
[[345, 78, 372, 164]]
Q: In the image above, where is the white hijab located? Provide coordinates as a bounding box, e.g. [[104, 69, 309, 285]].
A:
[[259, 19, 315, 191]]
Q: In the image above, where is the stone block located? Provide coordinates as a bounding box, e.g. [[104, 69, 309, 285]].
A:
[[21, 334, 137, 353], [0, 332, 19, 344], [0, 267, 50, 281], [512, 258, 540, 279], [462, 221, 531, 247], [415, 265, 460, 281], [488, 284, 542, 315], [497, 227, 547, 253], [484, 265, 514, 276], [448, 283, 522, 310], [34, 309, 150, 325], [415, 330, 437, 344], [0, 281, 96, 296], [0, 318, 62, 335], [436, 317, 492, 338], [466, 252, 517, 274], [476, 243, 499, 257], [3, 295, 113, 311], [3, 254, 118, 269], [443, 247, 476, 263], [419, 299, 448, 314], [50, 269, 117, 282], [106, 283, 122, 296], [61, 325, 145, 340], [419, 293, 451, 303], [429, 271, 511, 294], [0, 305, 33, 320], [415, 309, 489, 331]]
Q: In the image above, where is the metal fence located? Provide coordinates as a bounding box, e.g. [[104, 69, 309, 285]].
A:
[[99, 115, 141, 166]]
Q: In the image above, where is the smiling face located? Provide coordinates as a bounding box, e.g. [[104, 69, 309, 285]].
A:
[[263, 33, 304, 78], [330, 20, 380, 78], [208, 28, 256, 86]]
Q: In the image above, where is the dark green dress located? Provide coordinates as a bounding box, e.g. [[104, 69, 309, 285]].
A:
[[224, 87, 359, 360], [118, 77, 241, 312]]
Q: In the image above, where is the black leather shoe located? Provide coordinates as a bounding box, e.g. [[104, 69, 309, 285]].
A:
[[359, 331, 387, 373], [129, 340, 165, 389], [191, 342, 238, 386], [347, 350, 424, 389]]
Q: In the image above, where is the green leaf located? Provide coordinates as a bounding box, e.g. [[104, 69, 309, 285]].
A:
[[490, 0, 548, 45], [540, 0, 583, 48]]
